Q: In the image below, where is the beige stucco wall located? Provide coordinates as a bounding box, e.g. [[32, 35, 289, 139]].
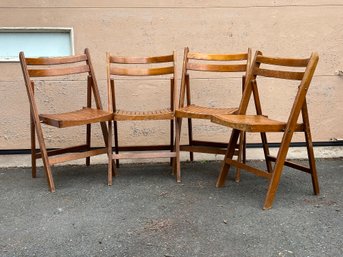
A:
[[0, 1, 342, 151]]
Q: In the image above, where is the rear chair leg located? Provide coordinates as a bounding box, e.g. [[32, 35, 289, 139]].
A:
[[302, 102, 319, 195], [107, 121, 114, 186], [114, 121, 119, 168], [235, 131, 245, 182], [187, 118, 194, 161], [170, 119, 174, 166], [174, 118, 182, 182], [86, 124, 91, 166]]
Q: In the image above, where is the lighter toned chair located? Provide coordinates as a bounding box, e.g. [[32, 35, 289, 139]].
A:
[[106, 52, 180, 184], [19, 49, 113, 192], [175, 48, 251, 180], [211, 51, 320, 209]]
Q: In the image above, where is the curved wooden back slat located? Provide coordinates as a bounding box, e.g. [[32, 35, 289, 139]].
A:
[[25, 54, 88, 65], [187, 63, 247, 72], [28, 65, 90, 77], [254, 67, 304, 80], [110, 66, 174, 76], [256, 55, 309, 67], [188, 52, 248, 61], [109, 55, 174, 64]]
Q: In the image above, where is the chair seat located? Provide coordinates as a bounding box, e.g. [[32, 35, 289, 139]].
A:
[[175, 104, 238, 119], [113, 108, 173, 121], [39, 107, 113, 128], [211, 114, 304, 132]]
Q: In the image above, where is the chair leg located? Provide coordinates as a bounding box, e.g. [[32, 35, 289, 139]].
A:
[[113, 121, 119, 168], [86, 124, 91, 166], [30, 113, 37, 178], [174, 118, 182, 182], [35, 123, 55, 192], [170, 119, 174, 166], [263, 140, 291, 210], [260, 132, 273, 173], [304, 129, 320, 195], [187, 118, 194, 161], [235, 131, 245, 182], [302, 102, 320, 195], [107, 121, 114, 186], [216, 129, 240, 187]]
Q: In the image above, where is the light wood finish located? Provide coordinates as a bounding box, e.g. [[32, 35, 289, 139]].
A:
[[110, 54, 174, 64], [26, 54, 88, 65], [114, 109, 173, 121], [212, 115, 304, 132], [110, 66, 174, 76], [39, 108, 113, 128], [212, 51, 320, 209], [107, 52, 180, 182], [175, 47, 251, 170], [175, 104, 238, 119], [19, 49, 113, 192], [187, 63, 247, 72], [28, 65, 90, 77]]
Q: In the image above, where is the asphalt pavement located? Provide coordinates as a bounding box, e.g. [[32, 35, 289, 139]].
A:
[[0, 158, 342, 257]]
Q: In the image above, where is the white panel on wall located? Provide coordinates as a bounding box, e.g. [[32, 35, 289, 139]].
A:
[[0, 27, 74, 61]]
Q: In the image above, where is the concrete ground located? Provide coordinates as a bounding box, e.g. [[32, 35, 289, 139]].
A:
[[0, 158, 342, 257]]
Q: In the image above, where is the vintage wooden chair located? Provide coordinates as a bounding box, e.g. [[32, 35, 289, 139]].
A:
[[106, 52, 180, 184], [211, 51, 320, 209], [175, 48, 251, 179], [19, 48, 113, 192]]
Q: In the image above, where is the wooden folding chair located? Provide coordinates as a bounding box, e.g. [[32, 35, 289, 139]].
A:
[[211, 51, 320, 209], [175, 48, 251, 180], [106, 52, 180, 185], [19, 48, 113, 192]]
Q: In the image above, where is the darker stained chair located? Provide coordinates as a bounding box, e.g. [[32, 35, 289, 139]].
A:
[[175, 48, 251, 180], [211, 51, 320, 209], [106, 52, 180, 184], [19, 48, 113, 192]]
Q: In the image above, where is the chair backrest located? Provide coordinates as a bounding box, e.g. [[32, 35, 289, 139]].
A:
[[179, 47, 252, 108], [106, 52, 177, 112], [19, 48, 104, 112], [239, 51, 319, 130]]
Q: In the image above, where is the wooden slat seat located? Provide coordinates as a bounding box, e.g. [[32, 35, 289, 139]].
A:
[[39, 108, 113, 128], [211, 114, 304, 132], [175, 104, 238, 119], [113, 108, 173, 121]]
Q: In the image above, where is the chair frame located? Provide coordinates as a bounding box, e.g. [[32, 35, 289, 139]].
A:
[[106, 52, 180, 184], [19, 48, 113, 192], [175, 48, 252, 178], [212, 50, 320, 209]]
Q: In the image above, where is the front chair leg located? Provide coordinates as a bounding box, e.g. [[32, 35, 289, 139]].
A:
[[263, 141, 291, 210], [30, 113, 37, 178], [35, 124, 55, 192], [216, 129, 240, 187]]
